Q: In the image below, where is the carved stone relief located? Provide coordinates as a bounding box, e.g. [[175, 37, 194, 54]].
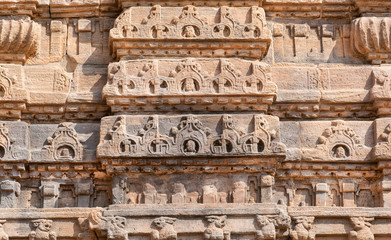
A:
[[290, 216, 315, 240], [301, 120, 371, 161], [0, 180, 20, 208], [98, 114, 285, 158], [110, 5, 271, 59], [349, 217, 374, 240], [29, 219, 57, 240], [204, 215, 230, 240], [0, 19, 40, 63], [104, 59, 276, 99], [151, 217, 177, 240], [87, 210, 128, 240], [351, 17, 391, 64]]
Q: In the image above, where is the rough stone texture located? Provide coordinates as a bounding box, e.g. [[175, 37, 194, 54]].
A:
[[0, 0, 390, 239]]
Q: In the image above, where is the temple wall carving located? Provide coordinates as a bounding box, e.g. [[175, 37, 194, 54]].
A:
[[0, 0, 390, 239]]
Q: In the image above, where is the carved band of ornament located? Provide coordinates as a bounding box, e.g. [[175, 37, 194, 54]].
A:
[[110, 5, 271, 59], [351, 17, 391, 64], [97, 114, 286, 158], [0, 19, 40, 63], [104, 59, 276, 99], [118, 0, 261, 8]]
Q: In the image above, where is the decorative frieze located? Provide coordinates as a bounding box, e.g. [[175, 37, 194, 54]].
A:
[[98, 114, 285, 158], [104, 58, 276, 113], [110, 5, 271, 59]]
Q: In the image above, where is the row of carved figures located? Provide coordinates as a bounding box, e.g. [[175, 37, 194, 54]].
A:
[[1, 117, 391, 161], [0, 213, 374, 240]]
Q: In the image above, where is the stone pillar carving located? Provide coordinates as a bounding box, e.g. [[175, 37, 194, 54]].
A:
[[0, 180, 20, 208], [315, 183, 329, 206], [204, 215, 230, 240], [29, 219, 57, 240], [40, 183, 60, 208], [349, 217, 374, 240], [75, 183, 92, 207], [261, 175, 274, 203], [342, 183, 356, 207], [151, 217, 177, 240], [290, 217, 315, 240]]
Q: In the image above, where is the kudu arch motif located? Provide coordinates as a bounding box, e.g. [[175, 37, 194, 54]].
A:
[[97, 114, 286, 157]]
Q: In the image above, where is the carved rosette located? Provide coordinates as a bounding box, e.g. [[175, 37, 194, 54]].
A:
[[97, 114, 286, 158], [109, 5, 271, 59], [43, 122, 83, 161], [351, 17, 391, 64], [0, 19, 40, 63], [302, 120, 371, 161]]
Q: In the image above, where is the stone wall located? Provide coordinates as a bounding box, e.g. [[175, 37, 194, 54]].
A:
[[0, 0, 390, 239]]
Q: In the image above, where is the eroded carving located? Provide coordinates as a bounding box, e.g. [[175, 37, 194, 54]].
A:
[[0, 19, 40, 63], [290, 217, 315, 240], [371, 70, 391, 100], [0, 123, 13, 160], [151, 217, 177, 240], [29, 219, 57, 240], [103, 59, 277, 100], [375, 122, 391, 161], [204, 215, 230, 240], [302, 120, 370, 161], [351, 17, 391, 64], [88, 210, 128, 240], [42, 123, 83, 161], [0, 180, 20, 208], [0, 220, 8, 240], [349, 217, 374, 240]]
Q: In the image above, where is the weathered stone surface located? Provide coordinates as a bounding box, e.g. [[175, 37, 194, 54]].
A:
[[0, 0, 389, 239]]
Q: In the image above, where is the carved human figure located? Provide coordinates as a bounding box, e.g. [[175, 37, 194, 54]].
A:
[[183, 26, 197, 38], [289, 217, 315, 240], [184, 140, 197, 153], [333, 146, 347, 159], [183, 78, 197, 92], [204, 215, 230, 240], [151, 217, 177, 240], [348, 217, 374, 240], [0, 220, 8, 240], [256, 215, 275, 240], [29, 219, 57, 240]]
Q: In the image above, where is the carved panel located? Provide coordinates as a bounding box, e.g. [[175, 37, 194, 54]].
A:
[[98, 114, 285, 158], [110, 5, 271, 59], [290, 216, 315, 240], [301, 120, 371, 161], [103, 58, 277, 112], [151, 217, 177, 240]]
